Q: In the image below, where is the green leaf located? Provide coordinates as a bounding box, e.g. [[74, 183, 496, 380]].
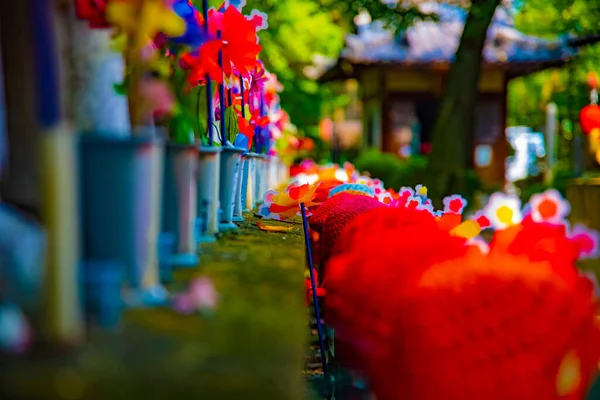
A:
[[193, 85, 208, 139], [225, 106, 239, 144], [169, 114, 195, 145], [113, 81, 128, 95]]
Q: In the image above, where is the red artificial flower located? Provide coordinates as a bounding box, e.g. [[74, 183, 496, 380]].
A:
[[237, 116, 254, 149], [182, 39, 223, 85], [250, 110, 270, 128], [207, 5, 225, 34], [185, 6, 260, 86], [220, 6, 262, 76], [203, 5, 261, 79], [265, 91, 277, 107], [74, 0, 109, 28], [475, 214, 491, 229]]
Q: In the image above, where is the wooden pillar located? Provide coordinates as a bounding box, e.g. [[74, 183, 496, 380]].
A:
[[0, 0, 41, 219], [496, 76, 509, 185], [380, 69, 390, 152]]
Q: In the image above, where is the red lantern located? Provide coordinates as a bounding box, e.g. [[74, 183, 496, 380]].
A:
[[580, 105, 600, 136]]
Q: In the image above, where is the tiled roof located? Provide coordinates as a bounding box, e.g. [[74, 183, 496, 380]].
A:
[[340, 3, 574, 66]]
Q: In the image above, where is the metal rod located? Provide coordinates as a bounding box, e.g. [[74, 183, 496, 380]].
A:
[[240, 79, 245, 119], [217, 31, 226, 144], [258, 91, 265, 153], [300, 202, 331, 399], [202, 0, 213, 146]]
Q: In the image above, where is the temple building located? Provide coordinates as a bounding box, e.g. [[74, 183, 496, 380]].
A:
[[318, 3, 580, 184]]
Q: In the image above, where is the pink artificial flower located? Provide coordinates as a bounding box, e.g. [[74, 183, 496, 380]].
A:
[[188, 277, 219, 309], [172, 277, 219, 315], [138, 79, 176, 118]]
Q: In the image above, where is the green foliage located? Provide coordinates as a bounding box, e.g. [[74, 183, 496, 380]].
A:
[[238, 0, 346, 134], [316, 0, 439, 31], [163, 52, 212, 143], [224, 106, 239, 144], [168, 113, 195, 144], [509, 0, 600, 164], [353, 148, 487, 209], [514, 162, 576, 203], [516, 0, 600, 36]]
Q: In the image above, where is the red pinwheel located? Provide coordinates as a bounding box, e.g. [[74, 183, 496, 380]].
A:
[[74, 0, 109, 28], [181, 40, 223, 85], [186, 5, 261, 84], [220, 6, 262, 76]]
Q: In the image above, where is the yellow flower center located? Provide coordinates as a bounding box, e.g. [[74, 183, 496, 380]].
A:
[[496, 205, 514, 225]]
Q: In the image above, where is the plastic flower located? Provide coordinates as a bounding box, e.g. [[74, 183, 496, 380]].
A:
[[467, 236, 490, 255], [568, 224, 600, 260], [75, 0, 110, 28], [473, 211, 492, 230], [484, 192, 522, 230], [182, 40, 223, 85], [247, 9, 268, 31], [250, 110, 270, 128], [443, 194, 467, 214], [106, 0, 186, 50], [529, 189, 570, 224], [405, 195, 434, 213], [415, 184, 428, 198], [258, 182, 322, 220], [204, 5, 261, 78], [169, 0, 207, 47], [390, 187, 415, 208], [138, 78, 176, 117], [173, 277, 218, 315], [580, 271, 599, 297]]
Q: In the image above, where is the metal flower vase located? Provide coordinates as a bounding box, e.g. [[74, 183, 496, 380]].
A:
[[260, 155, 269, 197], [218, 146, 244, 231], [267, 155, 277, 190], [79, 133, 165, 305], [254, 154, 265, 204], [161, 144, 198, 267], [232, 154, 247, 222], [196, 146, 221, 243], [242, 153, 258, 211]]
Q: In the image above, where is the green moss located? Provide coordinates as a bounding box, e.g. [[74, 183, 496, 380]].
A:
[[0, 214, 308, 400]]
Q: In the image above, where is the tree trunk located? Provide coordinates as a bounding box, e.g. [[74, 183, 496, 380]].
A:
[[424, 0, 501, 204]]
